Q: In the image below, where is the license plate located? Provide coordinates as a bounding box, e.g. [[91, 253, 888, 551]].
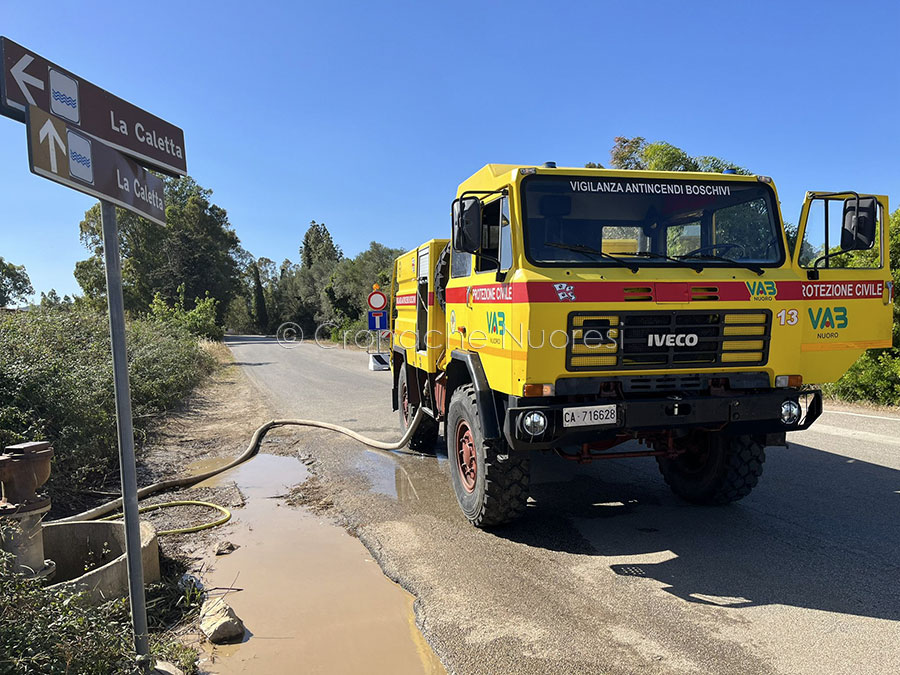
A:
[[562, 404, 618, 428]]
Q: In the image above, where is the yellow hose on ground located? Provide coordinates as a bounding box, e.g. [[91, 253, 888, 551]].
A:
[[99, 500, 232, 536]]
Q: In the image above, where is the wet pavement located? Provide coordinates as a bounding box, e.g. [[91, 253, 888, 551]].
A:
[[225, 336, 900, 675], [189, 453, 443, 674]]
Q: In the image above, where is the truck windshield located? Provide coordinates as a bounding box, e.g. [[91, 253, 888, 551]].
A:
[[521, 176, 784, 268]]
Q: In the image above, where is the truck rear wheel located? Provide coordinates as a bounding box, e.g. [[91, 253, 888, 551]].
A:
[[656, 433, 765, 505], [398, 366, 438, 452], [447, 384, 529, 527]]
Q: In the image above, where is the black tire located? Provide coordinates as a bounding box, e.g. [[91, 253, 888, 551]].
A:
[[446, 384, 529, 527], [656, 433, 765, 505], [398, 366, 438, 452]]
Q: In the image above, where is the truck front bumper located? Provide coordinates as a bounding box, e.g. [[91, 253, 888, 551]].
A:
[[503, 388, 822, 451]]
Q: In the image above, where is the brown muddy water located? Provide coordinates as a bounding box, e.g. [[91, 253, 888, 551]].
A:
[[187, 453, 444, 674]]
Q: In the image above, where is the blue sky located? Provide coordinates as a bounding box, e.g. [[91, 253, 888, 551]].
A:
[[2, 0, 898, 300]]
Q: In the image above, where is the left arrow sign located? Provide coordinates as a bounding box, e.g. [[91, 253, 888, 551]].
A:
[[38, 117, 65, 173], [10, 53, 43, 105]]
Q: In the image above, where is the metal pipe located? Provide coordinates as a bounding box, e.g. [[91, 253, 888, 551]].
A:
[[100, 200, 150, 669], [555, 447, 668, 462]]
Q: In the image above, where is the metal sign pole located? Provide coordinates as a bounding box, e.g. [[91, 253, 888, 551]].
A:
[[100, 200, 151, 670]]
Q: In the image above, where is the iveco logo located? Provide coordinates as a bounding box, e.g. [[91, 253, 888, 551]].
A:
[[647, 333, 699, 347]]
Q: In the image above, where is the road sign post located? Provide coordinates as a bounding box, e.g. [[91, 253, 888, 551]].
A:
[[368, 310, 388, 354], [100, 200, 151, 671], [367, 287, 389, 353], [0, 36, 188, 672]]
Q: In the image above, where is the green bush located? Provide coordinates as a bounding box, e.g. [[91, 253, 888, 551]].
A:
[[824, 349, 900, 406], [0, 308, 215, 511], [0, 550, 198, 674], [149, 285, 224, 341]]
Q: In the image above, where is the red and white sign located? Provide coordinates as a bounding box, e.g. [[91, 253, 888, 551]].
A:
[[367, 290, 387, 310]]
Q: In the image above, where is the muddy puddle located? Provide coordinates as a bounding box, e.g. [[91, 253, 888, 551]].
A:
[[352, 447, 451, 505], [188, 453, 444, 674]]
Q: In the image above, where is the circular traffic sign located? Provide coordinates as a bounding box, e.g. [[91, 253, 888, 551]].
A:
[[367, 290, 387, 311]]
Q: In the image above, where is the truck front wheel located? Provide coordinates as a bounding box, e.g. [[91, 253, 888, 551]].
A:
[[656, 433, 765, 505], [447, 384, 529, 527]]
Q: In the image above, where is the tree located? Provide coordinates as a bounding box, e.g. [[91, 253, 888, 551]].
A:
[[250, 261, 269, 332], [325, 242, 405, 327], [75, 176, 243, 318], [601, 136, 750, 174], [0, 257, 33, 307], [265, 221, 345, 334], [224, 296, 255, 334], [610, 136, 651, 170], [39, 289, 73, 309], [300, 221, 342, 268]]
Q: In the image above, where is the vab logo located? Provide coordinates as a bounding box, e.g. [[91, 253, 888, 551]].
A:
[[808, 306, 848, 330], [487, 311, 505, 335], [746, 280, 777, 297], [554, 283, 576, 301], [647, 333, 699, 347]]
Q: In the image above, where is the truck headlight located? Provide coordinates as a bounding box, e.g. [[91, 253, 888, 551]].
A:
[[521, 411, 548, 436], [780, 400, 801, 425]]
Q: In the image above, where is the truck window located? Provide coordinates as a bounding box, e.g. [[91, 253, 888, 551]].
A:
[[666, 221, 701, 256], [713, 198, 775, 260], [451, 250, 471, 278], [521, 176, 784, 268], [476, 198, 502, 273], [499, 198, 512, 271], [798, 198, 883, 269]]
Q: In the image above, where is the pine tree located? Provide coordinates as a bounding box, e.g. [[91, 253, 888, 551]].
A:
[[251, 261, 269, 332]]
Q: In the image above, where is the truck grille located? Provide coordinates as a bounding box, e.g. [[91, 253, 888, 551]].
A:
[[566, 310, 771, 371]]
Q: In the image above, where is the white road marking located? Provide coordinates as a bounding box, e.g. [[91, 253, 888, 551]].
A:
[[823, 409, 900, 422], [802, 424, 900, 445]]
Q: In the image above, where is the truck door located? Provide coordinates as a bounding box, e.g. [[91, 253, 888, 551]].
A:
[[444, 195, 515, 393], [793, 192, 892, 380]]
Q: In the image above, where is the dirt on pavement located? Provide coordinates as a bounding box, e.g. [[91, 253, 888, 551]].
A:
[[132, 341, 444, 674]]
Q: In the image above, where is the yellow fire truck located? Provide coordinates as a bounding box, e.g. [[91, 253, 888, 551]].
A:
[[390, 163, 892, 527]]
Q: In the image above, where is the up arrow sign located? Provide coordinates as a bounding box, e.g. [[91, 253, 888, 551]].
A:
[[10, 53, 43, 105], [38, 116, 64, 173], [26, 105, 167, 227]]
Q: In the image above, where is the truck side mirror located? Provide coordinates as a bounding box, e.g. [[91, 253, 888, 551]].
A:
[[841, 197, 877, 251], [452, 197, 482, 254]]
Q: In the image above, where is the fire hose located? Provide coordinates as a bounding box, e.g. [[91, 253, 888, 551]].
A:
[[54, 408, 426, 529]]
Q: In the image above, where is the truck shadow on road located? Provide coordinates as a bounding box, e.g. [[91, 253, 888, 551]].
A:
[[499, 442, 900, 622]]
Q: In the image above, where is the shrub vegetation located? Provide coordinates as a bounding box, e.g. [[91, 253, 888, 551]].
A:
[[0, 550, 199, 674], [0, 308, 215, 511]]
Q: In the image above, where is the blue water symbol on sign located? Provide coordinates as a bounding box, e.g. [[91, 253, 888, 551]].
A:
[[368, 311, 386, 330]]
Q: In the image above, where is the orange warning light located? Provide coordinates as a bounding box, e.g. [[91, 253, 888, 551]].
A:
[[373, 283, 380, 291]]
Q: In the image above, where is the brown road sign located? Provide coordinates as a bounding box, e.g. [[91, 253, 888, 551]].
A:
[[27, 106, 166, 226], [1, 37, 186, 176]]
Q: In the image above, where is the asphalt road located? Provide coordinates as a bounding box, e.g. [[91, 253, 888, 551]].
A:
[[227, 335, 900, 675]]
